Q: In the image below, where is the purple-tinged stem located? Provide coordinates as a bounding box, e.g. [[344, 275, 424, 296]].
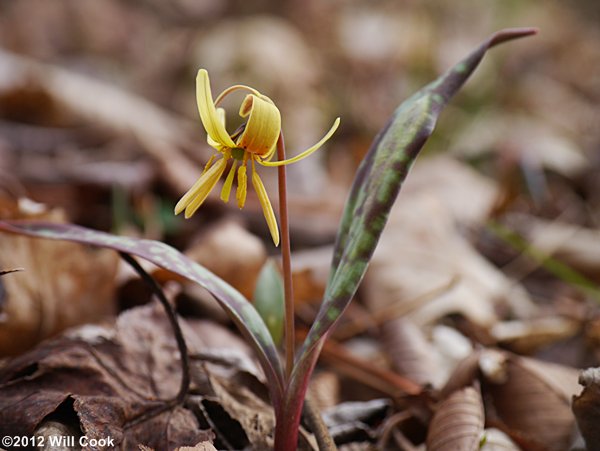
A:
[[276, 133, 295, 381]]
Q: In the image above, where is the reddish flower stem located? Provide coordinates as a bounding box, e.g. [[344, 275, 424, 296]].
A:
[[277, 133, 295, 381]]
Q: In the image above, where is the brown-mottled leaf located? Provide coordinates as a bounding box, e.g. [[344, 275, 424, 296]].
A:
[[426, 385, 484, 451], [312, 28, 538, 351], [0, 220, 285, 408], [287, 29, 537, 434]]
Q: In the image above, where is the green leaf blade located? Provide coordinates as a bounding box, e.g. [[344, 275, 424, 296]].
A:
[[253, 259, 285, 346], [0, 220, 285, 409], [297, 27, 537, 374]]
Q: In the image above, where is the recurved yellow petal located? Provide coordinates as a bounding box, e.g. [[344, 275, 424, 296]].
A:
[[260, 117, 340, 167], [251, 167, 279, 246], [207, 107, 227, 150], [197, 69, 236, 148], [236, 94, 281, 156], [174, 159, 214, 215], [179, 157, 228, 218]]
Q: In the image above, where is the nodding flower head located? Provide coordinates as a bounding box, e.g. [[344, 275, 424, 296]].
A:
[[175, 69, 340, 246]]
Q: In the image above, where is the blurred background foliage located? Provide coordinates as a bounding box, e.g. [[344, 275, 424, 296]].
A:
[[1, 0, 598, 239]]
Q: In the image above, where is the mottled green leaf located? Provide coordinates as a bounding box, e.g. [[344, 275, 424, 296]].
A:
[[0, 220, 285, 410], [287, 28, 537, 431], [253, 259, 285, 346]]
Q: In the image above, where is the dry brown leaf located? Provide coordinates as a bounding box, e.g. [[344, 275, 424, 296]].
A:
[[322, 399, 390, 447], [506, 213, 600, 281], [0, 302, 266, 449], [0, 197, 118, 356], [490, 317, 580, 354], [291, 246, 332, 306], [480, 428, 521, 451], [308, 370, 341, 412], [453, 113, 588, 177], [485, 353, 579, 450], [440, 351, 483, 398], [184, 219, 267, 300], [204, 362, 274, 449], [364, 158, 537, 328], [426, 385, 484, 451], [0, 303, 221, 449], [176, 442, 219, 451], [301, 330, 422, 397], [399, 156, 498, 225], [337, 443, 375, 451], [572, 367, 600, 451], [382, 318, 440, 387], [0, 48, 199, 193]]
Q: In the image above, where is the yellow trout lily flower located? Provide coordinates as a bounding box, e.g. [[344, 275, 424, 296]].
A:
[[175, 69, 340, 246]]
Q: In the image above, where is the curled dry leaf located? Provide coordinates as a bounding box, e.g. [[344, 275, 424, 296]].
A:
[[0, 303, 245, 449], [440, 350, 484, 399], [0, 198, 118, 356], [490, 316, 580, 355], [426, 385, 485, 451], [480, 428, 520, 451], [382, 318, 440, 387], [321, 399, 391, 445], [202, 361, 275, 449], [572, 367, 600, 451], [485, 353, 579, 451]]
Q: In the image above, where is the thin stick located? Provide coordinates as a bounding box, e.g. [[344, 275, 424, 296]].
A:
[[277, 133, 295, 380], [119, 252, 190, 405], [303, 395, 337, 450]]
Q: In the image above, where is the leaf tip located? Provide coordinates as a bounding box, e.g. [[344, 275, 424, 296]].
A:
[[489, 27, 539, 48]]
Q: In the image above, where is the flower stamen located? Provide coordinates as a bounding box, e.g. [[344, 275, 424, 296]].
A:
[[221, 160, 238, 203], [236, 161, 248, 209]]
